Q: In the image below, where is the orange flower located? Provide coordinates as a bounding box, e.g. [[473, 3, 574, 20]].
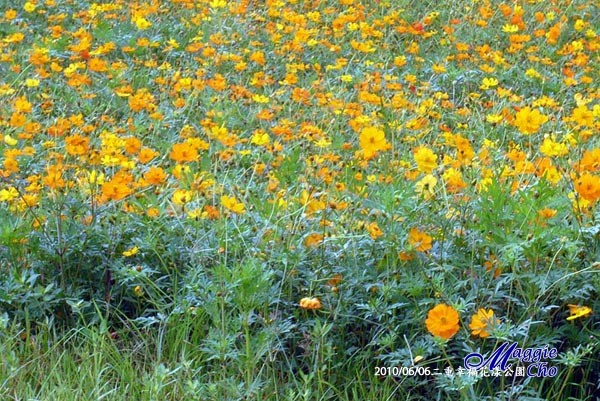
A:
[[138, 147, 159, 164], [574, 173, 600, 203], [299, 297, 322, 310], [514, 107, 548, 135], [203, 205, 220, 219], [484, 255, 502, 278], [128, 89, 155, 112], [442, 168, 467, 193], [408, 227, 432, 252], [304, 233, 324, 247], [43, 164, 66, 189], [538, 208, 557, 219], [170, 142, 199, 163], [65, 134, 89, 156], [101, 179, 132, 202], [147, 207, 160, 217], [578, 149, 600, 173], [366, 222, 384, 240], [88, 57, 108, 72], [124, 137, 142, 155], [144, 166, 167, 185], [425, 304, 460, 339], [469, 308, 497, 338]]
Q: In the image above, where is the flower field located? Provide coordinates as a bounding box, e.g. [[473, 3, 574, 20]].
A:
[[0, 0, 598, 399]]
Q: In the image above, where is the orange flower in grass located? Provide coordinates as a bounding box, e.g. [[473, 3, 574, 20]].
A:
[[138, 147, 159, 164], [170, 142, 198, 163], [43, 164, 66, 189], [408, 227, 432, 252], [65, 134, 89, 156], [101, 180, 132, 202], [366, 222, 384, 240], [304, 233, 324, 247], [574, 173, 600, 203], [144, 166, 167, 185], [299, 297, 322, 310], [469, 308, 497, 338], [426, 304, 460, 340], [578, 149, 600, 173]]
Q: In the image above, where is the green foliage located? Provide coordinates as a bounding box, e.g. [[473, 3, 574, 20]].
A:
[[0, 0, 599, 399]]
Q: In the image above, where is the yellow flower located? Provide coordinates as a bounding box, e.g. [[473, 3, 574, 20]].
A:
[[122, 246, 139, 257], [432, 64, 446, 74], [514, 107, 548, 135], [566, 304, 592, 321], [299, 297, 322, 310], [415, 174, 437, 199], [413, 146, 438, 173], [539, 137, 568, 157], [133, 16, 152, 30], [210, 0, 227, 8], [0, 187, 19, 202], [359, 126, 389, 159], [525, 68, 542, 79], [425, 304, 460, 340], [570, 105, 594, 127], [172, 189, 193, 205], [3, 134, 18, 146], [14, 96, 32, 113], [469, 308, 497, 338], [24, 2, 36, 12], [502, 24, 519, 33], [134, 285, 144, 297], [250, 130, 270, 146], [252, 94, 270, 103], [25, 79, 39, 87], [480, 77, 498, 90], [221, 195, 245, 214]]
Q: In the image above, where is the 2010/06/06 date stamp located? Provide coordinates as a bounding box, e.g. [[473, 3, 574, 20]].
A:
[[375, 366, 528, 378], [375, 366, 434, 377]]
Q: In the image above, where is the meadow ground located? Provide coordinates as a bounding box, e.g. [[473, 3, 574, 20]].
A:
[[0, 0, 599, 399]]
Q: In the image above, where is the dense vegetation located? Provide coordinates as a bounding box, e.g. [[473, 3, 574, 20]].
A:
[[0, 0, 598, 399]]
